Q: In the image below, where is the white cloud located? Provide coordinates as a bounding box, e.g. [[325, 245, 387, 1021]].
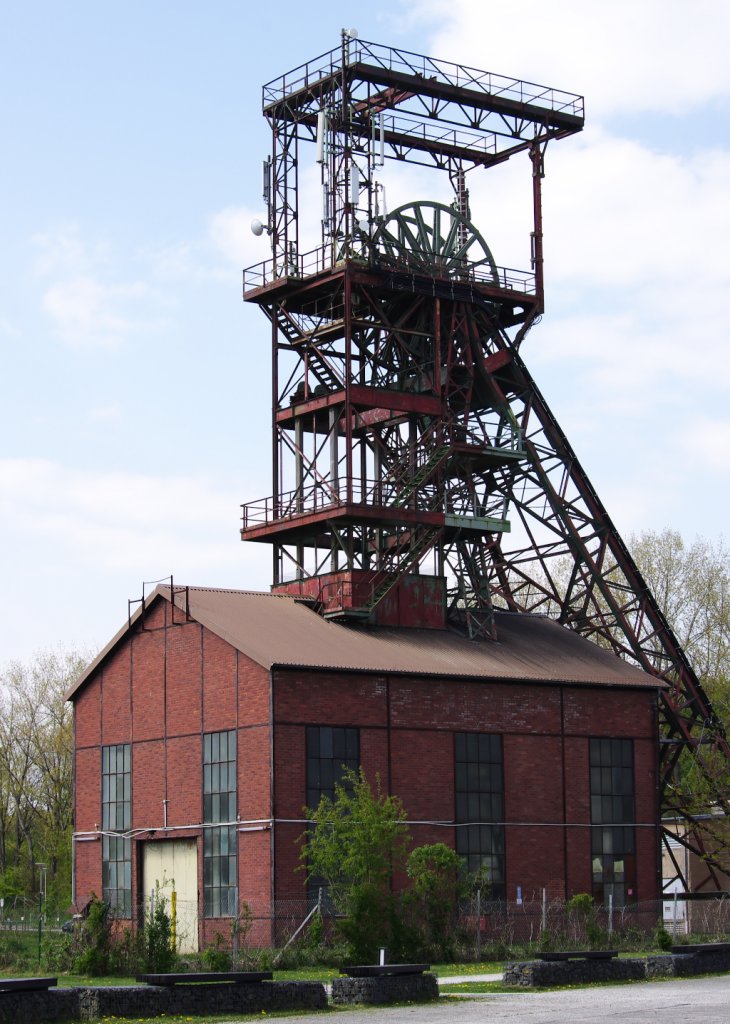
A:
[[42, 275, 156, 349], [0, 317, 20, 339], [420, 0, 730, 117], [88, 405, 122, 421], [680, 419, 730, 471], [209, 205, 267, 267], [32, 224, 169, 349], [0, 457, 270, 577], [31, 223, 105, 276], [0, 457, 273, 662], [543, 131, 730, 292]]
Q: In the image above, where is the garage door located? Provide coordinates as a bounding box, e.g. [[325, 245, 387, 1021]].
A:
[[142, 838, 199, 953]]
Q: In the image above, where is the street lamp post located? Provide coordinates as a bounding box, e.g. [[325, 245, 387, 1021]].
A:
[[35, 863, 47, 965]]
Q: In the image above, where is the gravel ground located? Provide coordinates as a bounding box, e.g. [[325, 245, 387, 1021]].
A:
[[215, 973, 730, 1024]]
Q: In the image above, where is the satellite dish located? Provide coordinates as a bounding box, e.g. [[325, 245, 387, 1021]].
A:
[[251, 218, 265, 237], [348, 28, 359, 38]]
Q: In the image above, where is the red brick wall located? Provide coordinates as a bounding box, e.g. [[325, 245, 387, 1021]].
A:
[[166, 622, 203, 737], [73, 604, 662, 933], [73, 746, 102, 908], [71, 596, 273, 940], [272, 670, 662, 904]]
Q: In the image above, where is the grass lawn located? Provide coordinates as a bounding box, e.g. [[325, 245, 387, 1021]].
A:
[[0, 959, 506, 987]]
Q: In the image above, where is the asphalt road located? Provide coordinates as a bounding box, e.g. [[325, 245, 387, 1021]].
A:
[[233, 974, 730, 1024]]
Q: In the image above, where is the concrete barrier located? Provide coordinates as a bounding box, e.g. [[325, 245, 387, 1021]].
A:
[[506, 945, 730, 987], [0, 979, 327, 1023], [332, 972, 439, 1005]]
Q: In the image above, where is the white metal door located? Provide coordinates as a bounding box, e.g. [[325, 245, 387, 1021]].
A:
[[142, 838, 199, 953]]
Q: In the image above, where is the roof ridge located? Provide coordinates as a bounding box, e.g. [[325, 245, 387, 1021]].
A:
[[161, 584, 299, 600]]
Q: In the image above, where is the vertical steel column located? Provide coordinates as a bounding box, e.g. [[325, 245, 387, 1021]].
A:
[[530, 141, 546, 314]]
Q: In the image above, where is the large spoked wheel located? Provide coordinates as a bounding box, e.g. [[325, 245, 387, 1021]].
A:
[[372, 201, 498, 282]]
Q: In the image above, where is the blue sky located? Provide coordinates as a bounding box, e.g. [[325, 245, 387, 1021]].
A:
[[2, 0, 729, 663]]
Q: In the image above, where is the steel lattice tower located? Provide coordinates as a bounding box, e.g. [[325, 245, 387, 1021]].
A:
[[241, 34, 730, 886]]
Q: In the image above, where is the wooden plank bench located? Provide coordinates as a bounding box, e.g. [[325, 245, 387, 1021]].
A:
[[0, 977, 58, 993], [535, 950, 618, 962], [671, 943, 730, 956], [136, 971, 272, 986], [340, 964, 429, 977]]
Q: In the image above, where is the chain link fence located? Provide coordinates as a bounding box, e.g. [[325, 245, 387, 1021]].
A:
[[30, 890, 730, 960]]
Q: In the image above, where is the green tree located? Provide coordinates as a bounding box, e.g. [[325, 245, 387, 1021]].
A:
[[629, 529, 730, 692], [406, 842, 463, 957], [629, 530, 730, 873], [0, 649, 88, 910], [301, 768, 411, 962]]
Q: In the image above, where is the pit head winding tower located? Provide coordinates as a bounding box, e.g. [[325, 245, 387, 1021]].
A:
[[241, 33, 583, 637]]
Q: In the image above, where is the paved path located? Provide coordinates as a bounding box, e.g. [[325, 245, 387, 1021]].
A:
[[250, 973, 730, 1024]]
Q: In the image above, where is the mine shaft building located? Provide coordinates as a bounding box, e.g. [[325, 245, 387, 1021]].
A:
[[69, 35, 725, 950], [68, 584, 662, 949]]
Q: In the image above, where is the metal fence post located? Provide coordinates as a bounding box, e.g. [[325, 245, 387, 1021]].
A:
[[541, 888, 547, 933]]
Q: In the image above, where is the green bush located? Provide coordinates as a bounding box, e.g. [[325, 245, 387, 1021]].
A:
[[406, 842, 463, 959], [301, 768, 412, 963], [42, 933, 76, 973], [142, 889, 177, 973], [72, 895, 114, 976], [202, 944, 231, 971], [0, 932, 36, 972]]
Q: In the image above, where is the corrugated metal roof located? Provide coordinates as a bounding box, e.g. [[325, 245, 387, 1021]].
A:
[[68, 584, 663, 699]]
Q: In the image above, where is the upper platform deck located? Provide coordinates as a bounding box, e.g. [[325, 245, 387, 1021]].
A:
[[262, 37, 584, 168]]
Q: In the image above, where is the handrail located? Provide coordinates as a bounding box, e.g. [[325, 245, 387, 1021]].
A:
[[241, 476, 512, 529], [243, 243, 535, 296], [262, 38, 583, 121]]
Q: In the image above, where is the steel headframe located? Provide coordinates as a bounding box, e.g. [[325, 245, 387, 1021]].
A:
[[242, 35, 729, 887]]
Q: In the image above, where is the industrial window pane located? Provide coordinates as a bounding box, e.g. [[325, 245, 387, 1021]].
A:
[[454, 733, 466, 761], [454, 731, 504, 898], [101, 742, 131, 916], [306, 726, 319, 756], [320, 727, 333, 759], [203, 732, 238, 917], [305, 726, 360, 903], [589, 738, 635, 905]]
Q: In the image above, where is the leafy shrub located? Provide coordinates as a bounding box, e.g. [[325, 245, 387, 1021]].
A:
[[42, 933, 76, 973], [73, 895, 113, 976], [202, 944, 231, 971], [0, 932, 35, 971], [406, 842, 463, 959], [654, 924, 673, 951], [142, 887, 177, 973]]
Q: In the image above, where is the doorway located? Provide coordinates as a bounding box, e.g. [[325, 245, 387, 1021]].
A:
[[142, 838, 199, 953]]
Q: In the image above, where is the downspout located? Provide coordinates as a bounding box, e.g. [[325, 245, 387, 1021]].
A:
[[269, 667, 276, 945]]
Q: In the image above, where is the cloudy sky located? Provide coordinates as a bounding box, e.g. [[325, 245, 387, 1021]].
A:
[[2, 1, 729, 664]]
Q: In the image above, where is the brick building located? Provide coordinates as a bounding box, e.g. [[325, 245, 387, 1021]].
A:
[[68, 583, 663, 950]]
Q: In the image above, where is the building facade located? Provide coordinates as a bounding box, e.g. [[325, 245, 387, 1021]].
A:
[[69, 584, 663, 950]]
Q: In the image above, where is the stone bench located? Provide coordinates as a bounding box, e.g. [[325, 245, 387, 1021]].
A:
[[656, 943, 730, 977], [0, 977, 57, 993], [135, 971, 272, 985], [340, 964, 429, 977], [0, 977, 324, 1023], [505, 954, 645, 988], [535, 950, 618, 962], [671, 942, 730, 956], [0, 974, 56, 991], [333, 964, 438, 1005]]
